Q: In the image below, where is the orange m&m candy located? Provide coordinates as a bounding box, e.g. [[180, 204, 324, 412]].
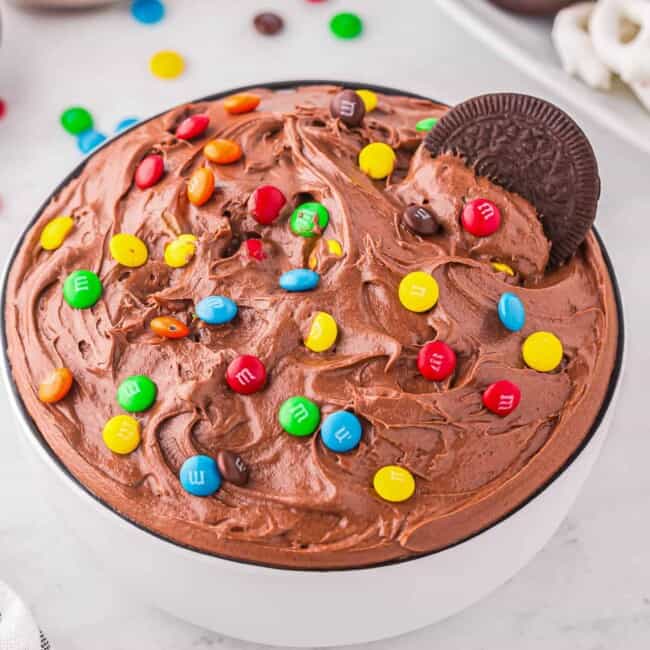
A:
[[38, 368, 73, 404], [187, 167, 215, 206], [223, 93, 261, 115], [150, 316, 190, 339], [204, 139, 242, 164]]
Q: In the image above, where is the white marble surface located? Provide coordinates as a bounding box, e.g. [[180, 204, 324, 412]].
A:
[[0, 1, 648, 648]]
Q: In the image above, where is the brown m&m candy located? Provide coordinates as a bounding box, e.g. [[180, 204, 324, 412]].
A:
[[488, 0, 578, 15], [253, 12, 284, 35], [216, 450, 249, 486], [330, 90, 366, 127], [425, 93, 600, 268], [403, 205, 439, 236]]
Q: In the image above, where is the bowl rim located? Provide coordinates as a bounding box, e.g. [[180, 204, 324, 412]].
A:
[[0, 79, 626, 573]]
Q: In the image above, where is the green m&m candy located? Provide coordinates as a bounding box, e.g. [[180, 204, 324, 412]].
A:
[[415, 117, 439, 133], [63, 270, 102, 309], [330, 12, 363, 39], [290, 202, 329, 238], [279, 396, 321, 437], [60, 107, 93, 135], [117, 375, 157, 412]]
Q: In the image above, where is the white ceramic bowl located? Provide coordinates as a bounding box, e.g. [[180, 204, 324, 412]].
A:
[[0, 82, 625, 648]]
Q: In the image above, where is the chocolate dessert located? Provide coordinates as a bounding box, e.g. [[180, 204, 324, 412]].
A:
[[4, 85, 619, 569]]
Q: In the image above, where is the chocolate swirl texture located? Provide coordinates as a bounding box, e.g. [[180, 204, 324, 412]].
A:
[[4, 86, 618, 569]]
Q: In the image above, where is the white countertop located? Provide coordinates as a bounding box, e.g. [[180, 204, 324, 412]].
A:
[[0, 1, 648, 648]]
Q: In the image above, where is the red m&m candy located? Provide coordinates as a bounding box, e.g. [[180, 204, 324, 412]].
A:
[[461, 198, 501, 237], [175, 114, 210, 140], [245, 238, 266, 261], [417, 341, 456, 381], [135, 154, 164, 189], [226, 355, 267, 394], [482, 380, 521, 416], [249, 185, 286, 225]]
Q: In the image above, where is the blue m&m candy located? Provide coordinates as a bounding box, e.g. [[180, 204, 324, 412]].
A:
[[77, 130, 107, 154], [179, 455, 221, 496], [196, 296, 238, 325], [320, 410, 362, 453], [279, 269, 320, 292], [497, 292, 525, 332], [115, 117, 140, 133]]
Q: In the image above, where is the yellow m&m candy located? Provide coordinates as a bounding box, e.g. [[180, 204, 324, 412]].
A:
[[491, 261, 515, 277], [149, 50, 185, 79], [373, 465, 415, 503], [40, 216, 74, 251], [103, 415, 141, 455], [358, 142, 396, 180], [305, 311, 338, 352], [356, 89, 378, 112], [398, 271, 439, 313], [522, 331, 564, 372], [109, 233, 148, 268], [308, 239, 343, 270], [164, 234, 197, 268]]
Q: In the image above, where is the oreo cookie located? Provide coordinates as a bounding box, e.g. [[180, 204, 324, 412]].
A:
[[425, 93, 599, 268], [488, 0, 578, 15]]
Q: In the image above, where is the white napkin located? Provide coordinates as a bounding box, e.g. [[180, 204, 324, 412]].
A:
[[0, 581, 49, 650]]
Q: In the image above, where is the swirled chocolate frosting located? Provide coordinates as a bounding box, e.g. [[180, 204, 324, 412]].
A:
[[4, 85, 619, 569]]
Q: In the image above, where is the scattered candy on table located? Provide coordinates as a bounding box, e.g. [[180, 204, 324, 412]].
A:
[[149, 50, 185, 79], [77, 130, 107, 154], [482, 380, 521, 416], [304, 311, 338, 352], [164, 234, 197, 268], [398, 271, 439, 313], [131, 0, 165, 25], [330, 12, 363, 39], [320, 410, 362, 453], [279, 269, 320, 292], [355, 89, 378, 112], [253, 12, 284, 35], [226, 355, 267, 395], [117, 375, 157, 412], [216, 450, 249, 486], [498, 292, 525, 332], [290, 201, 329, 237], [109, 233, 148, 268], [187, 167, 215, 206], [403, 205, 439, 235], [279, 396, 321, 436], [358, 142, 396, 179], [60, 107, 93, 135], [176, 114, 210, 140], [63, 270, 102, 309], [180, 455, 222, 496], [103, 415, 141, 455], [135, 154, 165, 189], [250, 185, 286, 224], [308, 239, 343, 269], [38, 368, 73, 404], [150, 315, 190, 339], [373, 465, 415, 503], [115, 117, 140, 133], [330, 89, 366, 127], [196, 295, 238, 325], [522, 331, 564, 372], [415, 117, 438, 132], [204, 139, 242, 164], [491, 261, 515, 276], [40, 216, 74, 251], [461, 198, 501, 237], [223, 93, 260, 115], [417, 340, 456, 381]]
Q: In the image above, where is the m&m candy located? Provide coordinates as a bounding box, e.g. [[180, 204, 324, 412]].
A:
[[103, 415, 141, 455], [216, 450, 249, 486], [223, 93, 260, 115], [461, 198, 501, 237], [115, 117, 139, 133], [398, 271, 439, 313], [290, 202, 329, 237], [253, 11, 284, 35], [245, 238, 266, 261], [60, 107, 93, 135], [180, 455, 222, 496], [149, 50, 185, 79], [279, 396, 321, 436], [498, 292, 525, 332], [279, 269, 320, 292], [109, 233, 148, 268], [135, 154, 164, 189], [330, 90, 366, 127], [176, 114, 209, 140], [356, 89, 378, 112], [491, 261, 515, 277], [40, 216, 74, 251], [373, 466, 415, 503], [196, 296, 238, 325], [77, 130, 107, 154], [150, 316, 189, 339], [522, 331, 563, 372], [320, 411, 362, 453], [417, 341, 456, 381], [226, 355, 267, 394], [415, 117, 438, 132], [330, 12, 363, 39], [117, 375, 157, 412], [204, 139, 242, 164], [63, 270, 102, 309], [131, 0, 165, 24], [358, 142, 396, 180], [250, 185, 286, 225], [38, 368, 73, 404], [304, 311, 338, 352], [309, 239, 343, 270], [402, 205, 438, 236], [164, 234, 197, 268], [187, 167, 215, 206], [482, 380, 521, 416]]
